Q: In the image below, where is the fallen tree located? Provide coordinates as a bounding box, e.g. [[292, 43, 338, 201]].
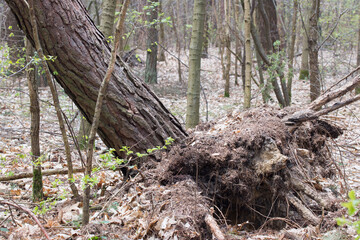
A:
[[75, 75, 359, 239], [5, 0, 187, 154]]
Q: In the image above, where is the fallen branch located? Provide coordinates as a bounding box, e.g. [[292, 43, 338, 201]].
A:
[[284, 75, 360, 124], [309, 74, 360, 111], [0, 168, 85, 181], [205, 213, 226, 240], [0, 200, 51, 240]]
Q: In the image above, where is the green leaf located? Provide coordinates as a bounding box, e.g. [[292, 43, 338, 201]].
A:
[[349, 190, 356, 200], [336, 217, 349, 226]]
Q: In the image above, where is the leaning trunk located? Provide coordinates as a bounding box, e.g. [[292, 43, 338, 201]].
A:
[[5, 0, 187, 154]]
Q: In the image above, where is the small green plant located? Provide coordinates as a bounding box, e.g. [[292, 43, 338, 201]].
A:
[[337, 190, 360, 239]]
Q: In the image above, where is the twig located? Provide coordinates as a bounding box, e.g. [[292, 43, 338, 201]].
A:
[[0, 200, 51, 240]]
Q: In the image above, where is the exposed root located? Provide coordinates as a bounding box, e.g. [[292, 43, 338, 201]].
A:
[[286, 193, 320, 225], [205, 213, 226, 240]]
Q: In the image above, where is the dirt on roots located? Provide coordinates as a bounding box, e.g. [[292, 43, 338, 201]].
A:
[[138, 106, 342, 238]]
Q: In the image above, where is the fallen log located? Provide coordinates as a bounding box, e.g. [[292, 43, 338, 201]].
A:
[[284, 74, 360, 124], [0, 168, 85, 181]]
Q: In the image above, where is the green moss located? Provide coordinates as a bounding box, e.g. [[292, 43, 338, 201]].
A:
[[224, 91, 230, 98], [356, 87, 360, 95], [32, 166, 43, 201], [299, 69, 309, 80]]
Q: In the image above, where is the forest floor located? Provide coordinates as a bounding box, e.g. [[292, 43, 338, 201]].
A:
[[0, 47, 359, 239]]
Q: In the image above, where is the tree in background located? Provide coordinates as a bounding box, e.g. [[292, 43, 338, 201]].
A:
[[299, 11, 310, 80], [157, 0, 166, 62], [186, 0, 206, 129], [309, 0, 321, 101], [99, 0, 116, 39], [243, 0, 251, 108], [145, 0, 159, 84], [287, 0, 298, 99], [223, 0, 231, 97], [1, 4, 24, 75]]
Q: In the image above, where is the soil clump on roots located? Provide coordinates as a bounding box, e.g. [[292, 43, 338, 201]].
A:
[[144, 106, 343, 238]]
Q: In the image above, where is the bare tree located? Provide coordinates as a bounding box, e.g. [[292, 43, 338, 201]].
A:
[[186, 0, 206, 128]]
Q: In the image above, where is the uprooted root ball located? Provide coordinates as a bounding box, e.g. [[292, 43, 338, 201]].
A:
[[156, 107, 341, 231]]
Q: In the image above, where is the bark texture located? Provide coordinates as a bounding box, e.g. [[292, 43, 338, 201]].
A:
[[309, 0, 321, 101], [5, 0, 187, 153], [185, 0, 206, 128], [26, 39, 43, 201], [145, 0, 159, 84], [99, 0, 116, 38], [243, 0, 251, 108]]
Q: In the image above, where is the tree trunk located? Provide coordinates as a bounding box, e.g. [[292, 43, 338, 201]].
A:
[[145, 0, 159, 84], [28, 0, 80, 199], [157, 0, 166, 62], [234, 0, 241, 86], [202, 13, 209, 59], [99, 0, 116, 38], [299, 11, 310, 80], [185, 0, 206, 129], [287, 0, 298, 100], [243, 0, 251, 108], [5, 0, 187, 154], [308, 0, 321, 101], [81, 0, 117, 150], [223, 0, 231, 98], [26, 39, 43, 202], [169, 5, 182, 83]]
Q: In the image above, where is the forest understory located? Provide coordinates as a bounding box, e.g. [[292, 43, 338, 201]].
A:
[[0, 47, 360, 239]]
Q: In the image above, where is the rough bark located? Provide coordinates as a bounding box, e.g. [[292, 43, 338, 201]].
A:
[[28, 0, 80, 199], [83, 0, 130, 225], [243, 0, 251, 108], [99, 0, 116, 39], [185, 0, 206, 128], [309, 0, 321, 101], [25, 39, 43, 201], [223, 0, 231, 98], [5, 0, 187, 154], [145, 0, 159, 84]]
